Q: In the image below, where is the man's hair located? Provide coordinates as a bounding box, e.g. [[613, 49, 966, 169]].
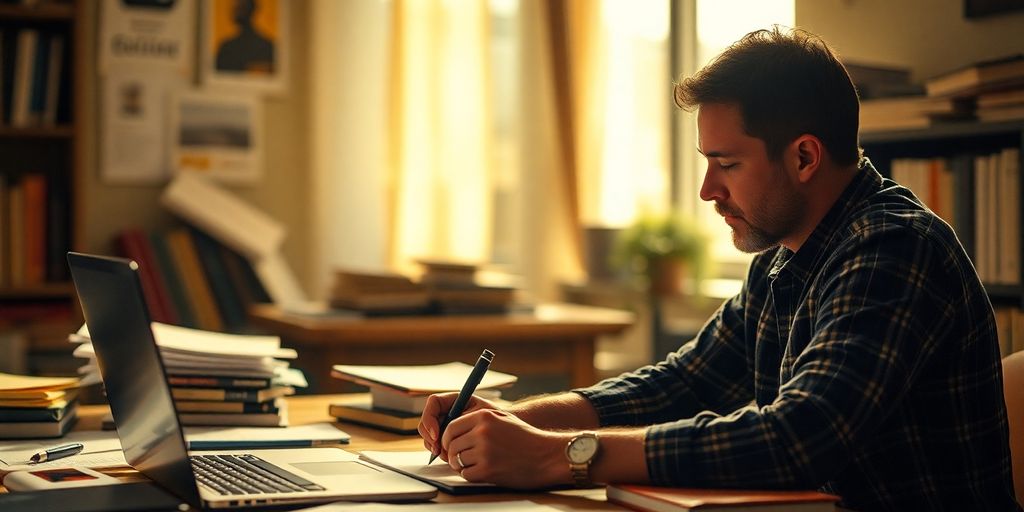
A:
[[675, 26, 862, 167]]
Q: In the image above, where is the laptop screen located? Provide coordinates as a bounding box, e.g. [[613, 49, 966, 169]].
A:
[[67, 252, 202, 508]]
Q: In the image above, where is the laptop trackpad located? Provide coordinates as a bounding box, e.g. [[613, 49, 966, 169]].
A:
[[291, 461, 382, 476]]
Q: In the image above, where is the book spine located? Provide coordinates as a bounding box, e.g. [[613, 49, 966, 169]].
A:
[[41, 33, 62, 126], [27, 31, 48, 125], [190, 227, 247, 332], [20, 173, 45, 285], [167, 228, 224, 331], [115, 229, 176, 325], [166, 375, 270, 389], [149, 230, 198, 328], [11, 29, 36, 127]]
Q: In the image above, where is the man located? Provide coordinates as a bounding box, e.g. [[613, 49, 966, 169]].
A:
[[419, 27, 1019, 511]]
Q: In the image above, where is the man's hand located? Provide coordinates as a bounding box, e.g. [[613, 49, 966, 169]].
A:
[[439, 408, 571, 489], [418, 391, 500, 460]]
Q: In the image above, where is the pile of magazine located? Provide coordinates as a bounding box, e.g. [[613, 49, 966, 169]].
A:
[[71, 323, 306, 427]]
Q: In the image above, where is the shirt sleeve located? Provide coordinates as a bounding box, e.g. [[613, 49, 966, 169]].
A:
[[575, 261, 761, 427], [641, 224, 958, 488]]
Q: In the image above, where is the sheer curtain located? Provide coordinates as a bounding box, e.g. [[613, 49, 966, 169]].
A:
[[386, 0, 494, 273]]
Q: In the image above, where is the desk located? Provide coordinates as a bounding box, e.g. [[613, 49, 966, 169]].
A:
[[0, 395, 625, 510], [249, 304, 635, 394]]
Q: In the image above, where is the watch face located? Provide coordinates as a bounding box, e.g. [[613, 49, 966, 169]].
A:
[[567, 435, 598, 463]]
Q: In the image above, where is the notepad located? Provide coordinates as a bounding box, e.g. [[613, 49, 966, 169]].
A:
[[331, 363, 517, 394], [358, 450, 499, 494]]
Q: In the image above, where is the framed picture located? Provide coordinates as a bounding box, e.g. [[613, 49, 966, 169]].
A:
[[201, 0, 288, 94], [965, 0, 1024, 18], [168, 91, 263, 184]]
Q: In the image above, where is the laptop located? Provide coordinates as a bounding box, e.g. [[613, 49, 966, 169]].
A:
[[67, 252, 437, 509]]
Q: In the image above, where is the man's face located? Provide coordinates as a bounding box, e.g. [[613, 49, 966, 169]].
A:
[[696, 103, 806, 253]]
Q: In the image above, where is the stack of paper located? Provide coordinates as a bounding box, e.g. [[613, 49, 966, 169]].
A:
[[71, 322, 307, 427], [0, 373, 80, 438], [328, 363, 516, 434]]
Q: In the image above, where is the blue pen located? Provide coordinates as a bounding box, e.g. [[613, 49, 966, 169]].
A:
[[428, 349, 494, 464], [29, 442, 84, 463]]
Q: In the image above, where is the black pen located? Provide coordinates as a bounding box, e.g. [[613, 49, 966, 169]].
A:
[[29, 442, 84, 464], [428, 349, 494, 464]]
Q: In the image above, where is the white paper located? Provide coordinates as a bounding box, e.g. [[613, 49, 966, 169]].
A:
[[75, 322, 292, 359], [100, 73, 170, 183], [0, 431, 127, 473], [332, 362, 518, 394], [168, 91, 264, 184], [359, 451, 495, 490]]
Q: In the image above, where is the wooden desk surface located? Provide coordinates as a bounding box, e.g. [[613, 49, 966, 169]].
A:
[[250, 304, 636, 393], [11, 395, 624, 510], [249, 303, 635, 345]]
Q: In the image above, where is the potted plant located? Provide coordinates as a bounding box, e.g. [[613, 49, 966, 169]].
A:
[[612, 212, 709, 296]]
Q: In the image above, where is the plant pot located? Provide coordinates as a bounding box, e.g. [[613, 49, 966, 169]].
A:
[[647, 258, 685, 296]]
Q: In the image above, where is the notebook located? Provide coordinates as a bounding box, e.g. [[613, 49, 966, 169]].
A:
[[67, 252, 437, 509]]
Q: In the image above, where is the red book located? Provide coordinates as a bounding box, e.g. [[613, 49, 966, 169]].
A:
[[115, 229, 177, 324], [606, 484, 840, 512], [21, 174, 45, 285]]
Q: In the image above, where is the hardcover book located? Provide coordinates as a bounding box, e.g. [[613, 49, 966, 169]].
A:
[[606, 484, 839, 512]]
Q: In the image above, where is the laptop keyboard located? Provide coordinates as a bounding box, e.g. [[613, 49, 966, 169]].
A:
[[191, 454, 326, 495]]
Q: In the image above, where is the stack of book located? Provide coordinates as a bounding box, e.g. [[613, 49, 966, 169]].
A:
[[0, 373, 79, 439], [606, 484, 839, 512], [859, 95, 972, 132], [976, 88, 1024, 123], [328, 362, 517, 434], [329, 269, 431, 315], [71, 322, 306, 427], [417, 259, 519, 314]]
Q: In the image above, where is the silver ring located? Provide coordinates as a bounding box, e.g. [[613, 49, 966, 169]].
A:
[[456, 451, 465, 469]]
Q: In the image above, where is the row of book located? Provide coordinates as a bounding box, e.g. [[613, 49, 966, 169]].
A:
[[331, 260, 519, 316], [0, 173, 70, 289], [1, 28, 67, 128], [72, 322, 307, 428], [994, 306, 1024, 358], [114, 226, 271, 334], [0, 372, 79, 439], [889, 148, 1020, 286]]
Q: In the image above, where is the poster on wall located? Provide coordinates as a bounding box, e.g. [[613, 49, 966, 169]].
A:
[[201, 0, 289, 94], [99, 0, 195, 79], [99, 0, 195, 183], [168, 91, 263, 184], [101, 73, 170, 183]]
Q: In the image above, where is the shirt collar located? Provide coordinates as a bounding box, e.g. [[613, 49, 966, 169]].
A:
[[769, 158, 883, 281]]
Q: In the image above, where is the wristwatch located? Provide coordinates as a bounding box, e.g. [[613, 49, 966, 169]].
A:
[[565, 432, 600, 487]]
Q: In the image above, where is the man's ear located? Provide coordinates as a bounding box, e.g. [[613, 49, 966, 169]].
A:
[[791, 134, 822, 184]]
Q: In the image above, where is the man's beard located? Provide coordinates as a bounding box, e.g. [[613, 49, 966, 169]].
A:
[[717, 175, 806, 254]]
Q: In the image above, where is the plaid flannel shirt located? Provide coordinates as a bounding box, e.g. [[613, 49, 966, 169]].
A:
[[578, 160, 1019, 511]]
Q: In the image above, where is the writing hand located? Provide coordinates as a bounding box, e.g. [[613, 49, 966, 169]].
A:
[[418, 391, 499, 461], [440, 408, 570, 489]]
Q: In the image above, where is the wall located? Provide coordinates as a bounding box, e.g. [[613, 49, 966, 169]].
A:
[[796, 0, 1024, 83], [78, 1, 315, 294]]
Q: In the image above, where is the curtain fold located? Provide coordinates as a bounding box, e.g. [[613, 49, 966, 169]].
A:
[[386, 0, 493, 273]]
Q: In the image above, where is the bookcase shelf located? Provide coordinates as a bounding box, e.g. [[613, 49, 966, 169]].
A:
[[0, 125, 72, 138], [0, 3, 74, 22], [0, 0, 82, 331], [861, 120, 1024, 308]]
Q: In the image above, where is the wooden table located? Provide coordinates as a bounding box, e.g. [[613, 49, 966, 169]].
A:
[[0, 395, 625, 510], [249, 303, 635, 394]]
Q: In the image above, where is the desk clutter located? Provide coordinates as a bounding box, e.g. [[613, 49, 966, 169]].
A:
[[0, 373, 81, 439], [327, 362, 517, 434], [330, 259, 521, 316], [69, 322, 307, 427]]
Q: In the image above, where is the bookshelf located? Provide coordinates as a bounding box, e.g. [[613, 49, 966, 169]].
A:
[[0, 0, 83, 372], [862, 120, 1024, 356], [862, 120, 1024, 303]]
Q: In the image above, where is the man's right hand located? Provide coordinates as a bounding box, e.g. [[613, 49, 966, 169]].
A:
[[418, 392, 500, 461]]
